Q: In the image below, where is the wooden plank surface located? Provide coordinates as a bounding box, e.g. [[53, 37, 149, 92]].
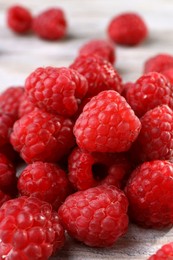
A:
[[1, 0, 173, 259]]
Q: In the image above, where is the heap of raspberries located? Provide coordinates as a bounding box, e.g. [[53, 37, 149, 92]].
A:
[[2, 4, 173, 260]]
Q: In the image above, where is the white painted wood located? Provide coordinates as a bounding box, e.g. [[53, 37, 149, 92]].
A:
[[1, 0, 173, 259]]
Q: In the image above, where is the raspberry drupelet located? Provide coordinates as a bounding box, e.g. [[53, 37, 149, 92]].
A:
[[0, 113, 16, 147], [68, 147, 131, 190], [144, 53, 173, 73], [18, 161, 71, 209], [58, 185, 129, 247], [108, 12, 148, 46], [70, 55, 122, 97], [7, 5, 32, 34], [25, 67, 88, 117], [162, 68, 173, 85], [0, 196, 65, 259], [33, 8, 67, 40], [148, 242, 173, 260], [126, 72, 173, 117], [79, 39, 115, 64], [125, 160, 173, 228], [19, 93, 37, 118], [74, 90, 141, 153], [10, 109, 75, 163]]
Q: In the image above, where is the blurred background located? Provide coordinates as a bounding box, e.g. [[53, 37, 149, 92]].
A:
[[1, 0, 173, 87]]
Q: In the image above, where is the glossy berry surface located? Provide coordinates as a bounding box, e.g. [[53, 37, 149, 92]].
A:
[[162, 68, 173, 85], [19, 93, 37, 118], [125, 160, 173, 228], [0, 196, 65, 259], [148, 242, 173, 260], [58, 185, 128, 247], [68, 147, 131, 190], [7, 5, 32, 34], [10, 110, 75, 163], [108, 12, 148, 46], [0, 113, 15, 147], [74, 90, 141, 153], [25, 67, 88, 117], [33, 8, 67, 40], [126, 72, 173, 117], [0, 190, 11, 207], [18, 161, 71, 209], [144, 53, 173, 73], [79, 39, 115, 64], [70, 55, 122, 97]]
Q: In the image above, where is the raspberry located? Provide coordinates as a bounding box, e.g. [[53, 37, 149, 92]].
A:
[[0, 190, 11, 207], [68, 147, 131, 190], [0, 113, 15, 147], [131, 105, 173, 162], [126, 72, 173, 117], [7, 5, 32, 34], [74, 90, 141, 153], [0, 86, 24, 119], [19, 93, 37, 118], [18, 161, 71, 209], [162, 68, 173, 85], [144, 54, 173, 73], [25, 67, 88, 117], [10, 110, 75, 163], [125, 160, 173, 228], [108, 12, 148, 46], [148, 242, 173, 260], [121, 82, 134, 100], [0, 153, 16, 195], [33, 8, 67, 41], [79, 39, 115, 64], [58, 185, 128, 247], [70, 55, 122, 97], [0, 196, 65, 259]]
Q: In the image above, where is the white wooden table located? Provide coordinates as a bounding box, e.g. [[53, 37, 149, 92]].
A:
[[1, 0, 173, 259]]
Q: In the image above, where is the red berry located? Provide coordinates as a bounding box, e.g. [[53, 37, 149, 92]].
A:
[[162, 68, 173, 85], [0, 190, 11, 207], [25, 67, 88, 117], [68, 147, 131, 190], [0, 113, 15, 147], [58, 185, 128, 247], [33, 8, 67, 41], [7, 5, 32, 34], [10, 110, 75, 163], [18, 161, 71, 209], [0, 196, 65, 259], [148, 242, 173, 260], [121, 82, 134, 100], [144, 54, 173, 73], [0, 86, 24, 119], [19, 93, 37, 118], [108, 12, 148, 46], [131, 105, 173, 162], [79, 39, 115, 64], [125, 160, 173, 228], [126, 72, 173, 117], [0, 153, 16, 195], [74, 90, 141, 153], [70, 55, 122, 97]]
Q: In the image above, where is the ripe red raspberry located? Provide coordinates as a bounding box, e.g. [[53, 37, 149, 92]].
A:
[[131, 105, 173, 162], [18, 161, 71, 209], [10, 110, 75, 163], [79, 39, 115, 64], [25, 67, 88, 117], [0, 153, 16, 195], [144, 54, 173, 73], [125, 160, 173, 228], [0, 190, 11, 207], [74, 90, 141, 153], [68, 147, 131, 190], [33, 8, 67, 41], [0, 196, 65, 259], [121, 82, 134, 100], [108, 12, 148, 46], [70, 56, 122, 97], [162, 68, 173, 85], [148, 242, 173, 260], [126, 72, 173, 117], [19, 93, 37, 118], [0, 113, 15, 147], [7, 5, 32, 34], [58, 185, 128, 247], [0, 86, 24, 119]]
